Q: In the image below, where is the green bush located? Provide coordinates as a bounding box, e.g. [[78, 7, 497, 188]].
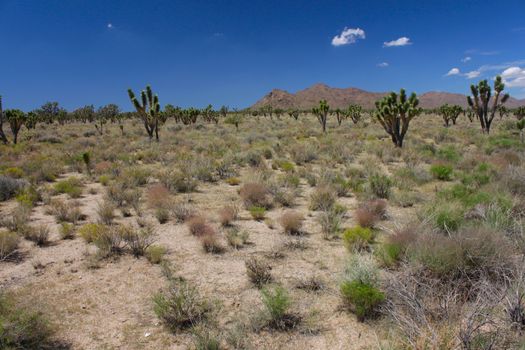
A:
[[146, 245, 167, 264], [430, 164, 453, 181], [249, 206, 266, 220], [340, 281, 384, 321], [0, 293, 56, 349], [78, 223, 107, 243], [342, 226, 374, 251], [368, 174, 392, 199], [53, 177, 83, 198], [260, 286, 299, 330], [153, 281, 212, 332]]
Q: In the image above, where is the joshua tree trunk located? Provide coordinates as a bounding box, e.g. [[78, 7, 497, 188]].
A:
[[0, 96, 8, 144]]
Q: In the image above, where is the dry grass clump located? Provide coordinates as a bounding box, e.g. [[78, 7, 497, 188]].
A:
[[24, 225, 51, 246], [0, 175, 26, 201], [172, 200, 196, 223], [0, 230, 20, 261], [309, 186, 337, 211], [279, 211, 304, 235], [48, 199, 83, 224], [354, 199, 387, 228], [245, 257, 273, 287], [239, 182, 272, 208], [97, 199, 116, 225], [187, 215, 213, 236], [200, 229, 224, 254], [218, 204, 238, 227], [226, 227, 249, 249]]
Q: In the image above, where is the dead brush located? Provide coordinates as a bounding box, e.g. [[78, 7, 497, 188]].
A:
[[245, 257, 273, 287], [187, 215, 212, 236], [295, 275, 325, 292], [200, 229, 225, 254], [354, 199, 387, 228], [218, 204, 239, 227], [279, 211, 304, 235], [239, 182, 271, 208]]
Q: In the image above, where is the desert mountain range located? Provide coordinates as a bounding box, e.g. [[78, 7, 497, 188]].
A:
[[251, 83, 525, 110]]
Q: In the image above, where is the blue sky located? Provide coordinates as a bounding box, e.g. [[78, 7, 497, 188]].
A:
[[1, 0, 524, 111]]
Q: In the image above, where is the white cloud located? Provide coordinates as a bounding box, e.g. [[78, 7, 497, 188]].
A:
[[107, 23, 113, 29], [465, 70, 481, 79], [461, 56, 471, 63], [500, 66, 525, 88], [377, 62, 389, 68], [331, 27, 365, 46], [446, 68, 460, 76], [383, 37, 411, 47]]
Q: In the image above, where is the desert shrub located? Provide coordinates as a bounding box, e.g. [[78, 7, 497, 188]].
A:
[[1, 205, 31, 234], [249, 206, 266, 220], [342, 226, 374, 252], [218, 205, 238, 226], [0, 231, 19, 261], [353, 207, 378, 228], [53, 177, 83, 198], [368, 174, 392, 199], [192, 327, 221, 350], [97, 199, 116, 225], [239, 183, 271, 208], [146, 245, 167, 264], [98, 175, 110, 186], [309, 186, 337, 211], [24, 225, 50, 246], [437, 145, 461, 163], [340, 254, 384, 321], [226, 228, 249, 249], [187, 216, 212, 236], [279, 211, 304, 235], [78, 223, 107, 243], [3, 167, 25, 178], [146, 183, 171, 209], [340, 280, 385, 321], [121, 224, 156, 257], [376, 227, 417, 267], [155, 208, 170, 224], [393, 190, 421, 208], [430, 163, 453, 181], [200, 230, 224, 254], [123, 166, 150, 186], [93, 225, 126, 256], [225, 177, 240, 186], [502, 166, 525, 196], [295, 275, 325, 292], [259, 286, 299, 330], [0, 293, 56, 349], [0, 175, 26, 201], [424, 200, 464, 232], [318, 204, 346, 239], [171, 201, 196, 222], [153, 281, 212, 332], [59, 223, 75, 240], [245, 257, 272, 287], [160, 169, 198, 193], [48, 199, 82, 223], [15, 186, 41, 207], [290, 142, 318, 164]]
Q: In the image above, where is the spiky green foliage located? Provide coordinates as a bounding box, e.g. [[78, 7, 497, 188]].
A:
[[439, 104, 463, 127], [347, 104, 363, 124], [288, 109, 299, 120], [333, 108, 344, 126], [202, 104, 219, 124], [5, 109, 26, 144], [467, 75, 509, 134], [374, 89, 421, 147], [95, 104, 120, 135], [312, 99, 330, 133], [71, 105, 95, 123], [514, 106, 525, 121], [128, 85, 162, 141], [225, 112, 243, 131]]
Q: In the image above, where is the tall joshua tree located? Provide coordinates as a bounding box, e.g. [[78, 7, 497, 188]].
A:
[[439, 104, 463, 127], [312, 100, 329, 133], [128, 85, 161, 141], [0, 95, 8, 144], [5, 109, 26, 144], [467, 76, 509, 134], [347, 104, 363, 124], [374, 89, 421, 148]]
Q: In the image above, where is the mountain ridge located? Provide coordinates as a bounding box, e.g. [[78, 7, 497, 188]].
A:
[[251, 84, 525, 110]]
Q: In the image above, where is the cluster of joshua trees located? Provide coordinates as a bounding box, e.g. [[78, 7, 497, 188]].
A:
[[0, 76, 523, 146]]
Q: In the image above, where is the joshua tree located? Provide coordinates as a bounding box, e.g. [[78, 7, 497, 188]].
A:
[[312, 100, 330, 133], [439, 104, 463, 127], [333, 108, 344, 126], [288, 109, 299, 121], [467, 76, 509, 134], [517, 119, 525, 144], [346, 104, 363, 124], [95, 104, 120, 135], [498, 105, 510, 120], [38, 101, 62, 124], [274, 108, 284, 119], [5, 109, 26, 144], [25, 111, 39, 129], [128, 85, 161, 141], [202, 104, 219, 124], [219, 105, 229, 119], [225, 112, 243, 131], [0, 95, 8, 144], [374, 89, 422, 148], [72, 105, 95, 123], [514, 106, 525, 121]]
